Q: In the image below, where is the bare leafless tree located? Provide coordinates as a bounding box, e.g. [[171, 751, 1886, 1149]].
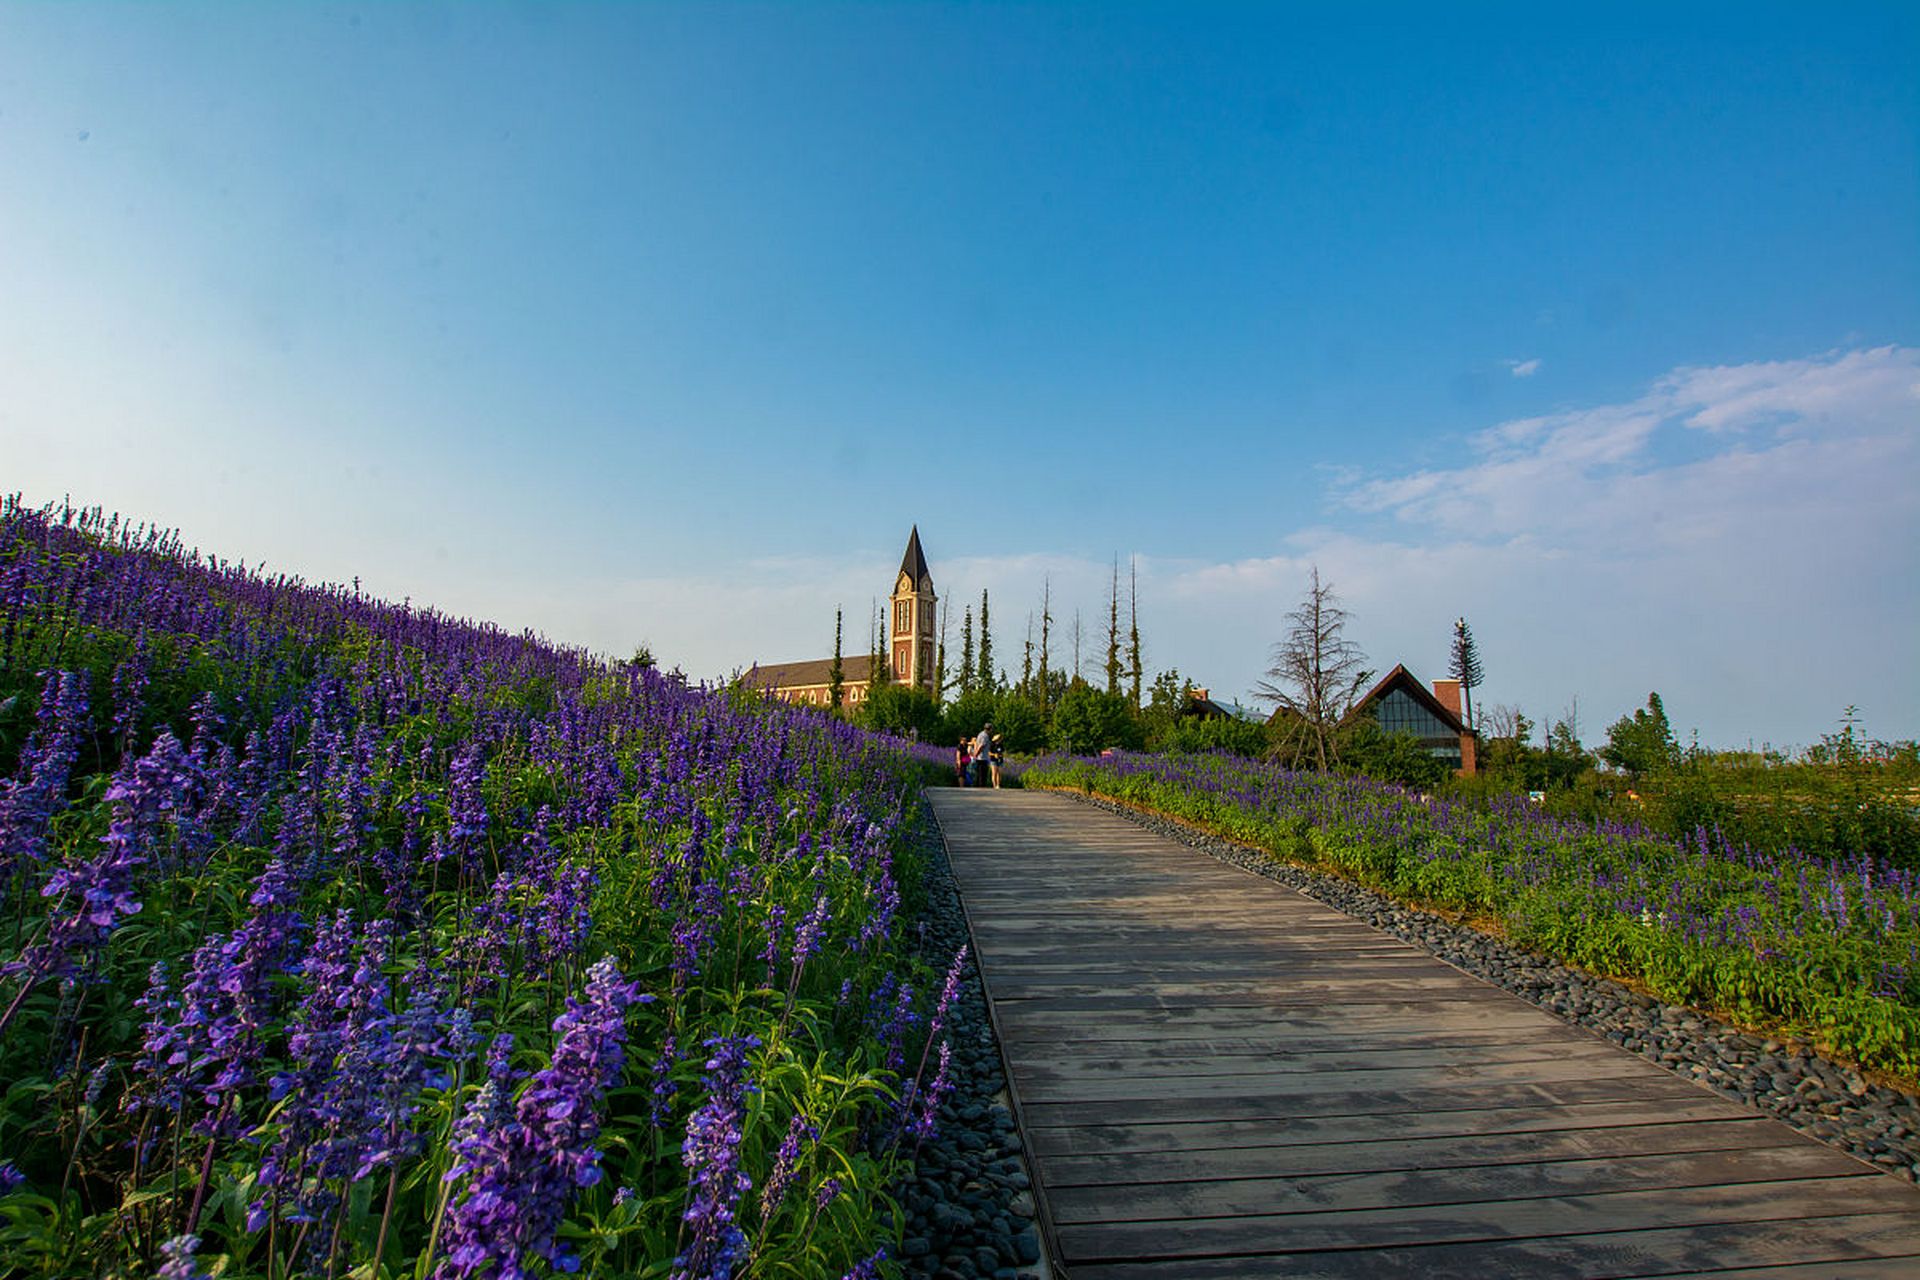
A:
[[1479, 702, 1529, 742], [1255, 566, 1373, 771]]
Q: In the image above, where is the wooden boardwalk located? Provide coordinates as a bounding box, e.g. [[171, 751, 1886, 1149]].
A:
[[927, 788, 1920, 1279]]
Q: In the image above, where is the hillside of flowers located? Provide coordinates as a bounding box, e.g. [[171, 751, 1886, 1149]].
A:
[[1025, 751, 1920, 1079], [0, 498, 956, 1279]]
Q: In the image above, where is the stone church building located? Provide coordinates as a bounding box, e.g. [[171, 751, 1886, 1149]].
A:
[[747, 527, 938, 708]]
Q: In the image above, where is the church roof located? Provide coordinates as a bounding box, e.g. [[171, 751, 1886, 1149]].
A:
[[745, 653, 875, 689], [899, 526, 933, 591]]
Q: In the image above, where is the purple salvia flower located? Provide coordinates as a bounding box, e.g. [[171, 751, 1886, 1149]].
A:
[[0, 669, 89, 882], [445, 1033, 520, 1185], [672, 1034, 761, 1280], [759, 905, 786, 986], [840, 1249, 886, 1280], [252, 910, 376, 1226], [930, 944, 968, 1039], [155, 1233, 209, 1280], [854, 868, 899, 953], [447, 743, 490, 867], [110, 635, 149, 747], [880, 981, 917, 1074], [435, 957, 647, 1280], [4, 731, 192, 1002], [649, 1033, 679, 1130], [789, 894, 831, 972], [758, 1113, 815, 1222], [909, 1041, 953, 1144], [125, 961, 184, 1122]]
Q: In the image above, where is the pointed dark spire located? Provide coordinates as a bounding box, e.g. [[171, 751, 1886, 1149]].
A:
[[898, 525, 932, 590]]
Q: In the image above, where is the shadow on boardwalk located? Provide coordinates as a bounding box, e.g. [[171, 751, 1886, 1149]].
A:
[[929, 788, 1920, 1280]]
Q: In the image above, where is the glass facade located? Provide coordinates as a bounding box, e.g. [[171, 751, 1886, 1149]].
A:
[[1372, 687, 1463, 768]]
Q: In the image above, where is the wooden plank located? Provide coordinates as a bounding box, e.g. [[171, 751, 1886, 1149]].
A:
[[1043, 1119, 1799, 1185], [996, 1004, 1571, 1041], [1013, 1037, 1628, 1080], [1020, 1074, 1713, 1128], [978, 950, 1440, 969], [1012, 1052, 1659, 1102], [1068, 1213, 1920, 1278], [987, 984, 1518, 1009], [1052, 1176, 1917, 1262], [998, 1026, 1603, 1060], [1026, 1096, 1762, 1157], [1046, 1143, 1867, 1223]]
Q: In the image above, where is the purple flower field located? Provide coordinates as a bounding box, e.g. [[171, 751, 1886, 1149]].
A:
[[0, 499, 954, 1279], [1025, 750, 1920, 1077]]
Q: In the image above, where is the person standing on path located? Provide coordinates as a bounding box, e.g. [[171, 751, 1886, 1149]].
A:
[[972, 723, 992, 788], [990, 733, 1004, 789]]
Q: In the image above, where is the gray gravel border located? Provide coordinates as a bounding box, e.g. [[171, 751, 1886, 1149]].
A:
[[897, 803, 1046, 1280]]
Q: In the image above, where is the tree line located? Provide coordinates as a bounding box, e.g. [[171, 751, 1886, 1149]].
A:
[[790, 560, 1919, 867]]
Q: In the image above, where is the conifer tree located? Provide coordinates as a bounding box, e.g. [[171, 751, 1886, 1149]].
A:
[[1450, 616, 1485, 729], [1038, 578, 1053, 712], [1127, 556, 1143, 709], [869, 600, 893, 689], [977, 590, 993, 692], [1021, 614, 1035, 702], [934, 597, 950, 703], [829, 608, 844, 712], [958, 606, 975, 697], [1105, 556, 1122, 695]]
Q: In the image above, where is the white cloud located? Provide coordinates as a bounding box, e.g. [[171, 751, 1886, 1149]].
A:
[[1506, 358, 1542, 378]]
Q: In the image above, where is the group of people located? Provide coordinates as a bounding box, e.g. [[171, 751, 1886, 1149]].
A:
[[955, 722, 1003, 788]]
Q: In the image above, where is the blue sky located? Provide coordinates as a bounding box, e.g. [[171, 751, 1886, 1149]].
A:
[[2, 2, 1915, 748]]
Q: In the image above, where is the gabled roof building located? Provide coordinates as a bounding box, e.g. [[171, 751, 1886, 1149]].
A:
[[1355, 664, 1478, 773], [1267, 663, 1479, 774]]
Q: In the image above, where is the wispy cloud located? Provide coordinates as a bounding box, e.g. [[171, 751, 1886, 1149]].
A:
[[1347, 345, 1920, 547], [1506, 357, 1542, 378]]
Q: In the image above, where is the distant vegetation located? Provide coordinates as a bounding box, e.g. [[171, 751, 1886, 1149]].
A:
[[836, 564, 1917, 870]]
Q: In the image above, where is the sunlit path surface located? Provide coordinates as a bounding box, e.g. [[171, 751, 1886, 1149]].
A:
[[929, 788, 1920, 1280]]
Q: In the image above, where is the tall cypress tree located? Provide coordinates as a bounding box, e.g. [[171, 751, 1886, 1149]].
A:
[[1127, 556, 1143, 709], [1021, 614, 1035, 701], [958, 606, 975, 697], [870, 600, 893, 689], [1450, 616, 1484, 729], [1038, 578, 1053, 711], [976, 590, 993, 692], [828, 608, 844, 712], [1104, 557, 1122, 694], [934, 597, 950, 704]]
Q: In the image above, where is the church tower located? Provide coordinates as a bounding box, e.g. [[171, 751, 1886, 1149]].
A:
[[889, 527, 937, 692]]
